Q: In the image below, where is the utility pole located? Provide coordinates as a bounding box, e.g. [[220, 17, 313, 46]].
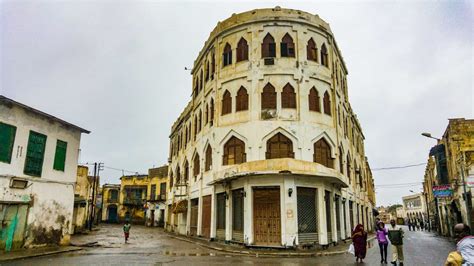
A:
[[89, 163, 97, 230]]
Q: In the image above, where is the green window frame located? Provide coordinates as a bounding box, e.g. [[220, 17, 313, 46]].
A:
[[24, 131, 47, 177], [0, 122, 17, 164], [53, 139, 67, 171]]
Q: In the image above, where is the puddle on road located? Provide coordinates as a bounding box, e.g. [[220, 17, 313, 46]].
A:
[[161, 250, 227, 257]]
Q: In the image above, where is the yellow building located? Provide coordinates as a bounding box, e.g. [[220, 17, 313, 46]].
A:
[[146, 165, 169, 227], [102, 184, 120, 223], [119, 175, 148, 223], [73, 165, 90, 233]]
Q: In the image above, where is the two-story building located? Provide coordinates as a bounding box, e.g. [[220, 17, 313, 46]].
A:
[[145, 165, 169, 227], [0, 95, 89, 251], [102, 184, 120, 223], [119, 175, 148, 223]]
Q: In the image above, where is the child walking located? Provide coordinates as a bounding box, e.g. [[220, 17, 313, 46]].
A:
[[376, 222, 389, 264], [123, 221, 131, 243]]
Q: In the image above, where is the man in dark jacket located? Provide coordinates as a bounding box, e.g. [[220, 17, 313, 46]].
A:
[[388, 219, 404, 266]]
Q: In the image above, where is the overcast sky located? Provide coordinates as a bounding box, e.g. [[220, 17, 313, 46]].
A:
[[1, 0, 472, 206]]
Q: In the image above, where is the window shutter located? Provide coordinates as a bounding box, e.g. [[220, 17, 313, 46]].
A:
[[24, 131, 47, 177], [0, 122, 17, 164], [53, 140, 67, 171]]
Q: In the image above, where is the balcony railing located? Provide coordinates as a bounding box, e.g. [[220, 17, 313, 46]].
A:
[[123, 198, 145, 205]]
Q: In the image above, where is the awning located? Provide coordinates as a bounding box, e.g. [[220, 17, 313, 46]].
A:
[[172, 200, 188, 214], [74, 196, 87, 206]]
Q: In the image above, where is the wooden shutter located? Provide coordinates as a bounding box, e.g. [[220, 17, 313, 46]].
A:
[[262, 33, 275, 58], [0, 122, 17, 164], [307, 38, 317, 62], [236, 86, 249, 111], [323, 91, 331, 115], [281, 33, 295, 57], [223, 43, 232, 67], [24, 131, 47, 177], [282, 83, 296, 109], [236, 38, 249, 62], [223, 137, 245, 165], [261, 83, 276, 109], [321, 43, 328, 67], [309, 87, 320, 112], [53, 139, 67, 171], [222, 90, 232, 115], [266, 133, 294, 159], [205, 145, 212, 171], [193, 153, 200, 179]]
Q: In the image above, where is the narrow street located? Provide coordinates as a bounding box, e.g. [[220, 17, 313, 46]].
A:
[[2, 224, 455, 265]]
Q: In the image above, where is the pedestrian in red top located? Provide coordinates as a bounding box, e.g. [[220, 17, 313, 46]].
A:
[[352, 224, 368, 263]]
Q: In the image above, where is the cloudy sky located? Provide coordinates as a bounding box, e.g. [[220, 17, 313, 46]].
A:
[[1, 0, 472, 206]]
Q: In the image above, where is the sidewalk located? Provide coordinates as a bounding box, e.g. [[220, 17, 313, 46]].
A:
[[168, 233, 376, 257], [0, 246, 82, 263]]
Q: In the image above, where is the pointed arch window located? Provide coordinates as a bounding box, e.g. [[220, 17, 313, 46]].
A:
[[223, 43, 232, 67], [307, 38, 318, 62], [346, 154, 351, 183], [308, 87, 320, 112], [321, 43, 328, 67], [221, 90, 232, 115], [205, 145, 212, 171], [200, 70, 204, 88], [198, 110, 202, 132], [170, 171, 174, 188], [223, 136, 246, 165], [205, 60, 210, 81], [184, 161, 189, 182], [266, 133, 294, 159], [193, 153, 200, 180], [339, 147, 344, 175], [193, 116, 198, 140], [261, 83, 276, 109], [281, 33, 295, 57], [211, 53, 215, 79], [281, 83, 296, 109], [323, 91, 331, 116], [210, 99, 215, 126], [262, 33, 276, 58], [314, 138, 334, 168], [236, 86, 249, 111], [205, 103, 209, 125], [236, 38, 249, 62], [176, 166, 181, 184], [194, 77, 199, 97]]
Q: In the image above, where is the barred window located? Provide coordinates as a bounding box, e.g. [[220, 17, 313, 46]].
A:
[[314, 138, 334, 168], [236, 86, 249, 111], [281, 33, 295, 57], [308, 87, 320, 112], [307, 38, 318, 62], [223, 137, 246, 165], [266, 133, 294, 159], [221, 90, 232, 115], [281, 83, 296, 109], [262, 33, 276, 58], [261, 83, 276, 109], [236, 38, 249, 62]]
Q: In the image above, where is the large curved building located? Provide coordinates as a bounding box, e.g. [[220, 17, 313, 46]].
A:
[[165, 7, 376, 248]]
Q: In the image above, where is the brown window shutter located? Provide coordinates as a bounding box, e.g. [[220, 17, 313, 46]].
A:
[[222, 90, 232, 115], [261, 83, 277, 109], [282, 83, 296, 109]]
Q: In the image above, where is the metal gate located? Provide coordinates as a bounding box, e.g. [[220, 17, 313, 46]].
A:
[[335, 195, 341, 241], [325, 190, 332, 243], [253, 187, 281, 246], [232, 189, 244, 242], [0, 203, 28, 252], [216, 193, 226, 240], [201, 195, 211, 238], [297, 187, 318, 244], [190, 198, 198, 236]]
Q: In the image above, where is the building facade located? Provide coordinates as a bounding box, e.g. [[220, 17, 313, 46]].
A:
[[0, 95, 89, 251], [145, 165, 169, 227], [423, 118, 474, 236], [402, 193, 427, 223], [119, 175, 148, 223], [72, 165, 96, 233], [165, 8, 375, 248], [101, 184, 120, 223]]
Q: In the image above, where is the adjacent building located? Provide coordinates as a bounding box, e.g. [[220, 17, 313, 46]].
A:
[[145, 165, 169, 227], [119, 175, 148, 223], [102, 184, 120, 223], [165, 7, 375, 248], [0, 95, 89, 251], [423, 118, 474, 236], [72, 165, 99, 233], [402, 193, 427, 223]]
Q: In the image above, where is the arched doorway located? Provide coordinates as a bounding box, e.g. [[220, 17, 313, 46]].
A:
[[107, 205, 118, 223]]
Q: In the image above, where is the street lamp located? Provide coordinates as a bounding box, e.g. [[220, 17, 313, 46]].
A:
[[421, 132, 440, 141]]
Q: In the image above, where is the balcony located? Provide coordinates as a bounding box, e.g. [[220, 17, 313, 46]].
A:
[[123, 198, 145, 206]]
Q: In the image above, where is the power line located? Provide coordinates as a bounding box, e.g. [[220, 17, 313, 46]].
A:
[[372, 162, 426, 171], [79, 163, 142, 175]]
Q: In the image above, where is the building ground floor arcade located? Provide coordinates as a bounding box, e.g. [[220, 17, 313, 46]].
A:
[[165, 174, 374, 248]]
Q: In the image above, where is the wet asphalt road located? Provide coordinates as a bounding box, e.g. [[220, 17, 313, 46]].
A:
[[2, 225, 455, 265]]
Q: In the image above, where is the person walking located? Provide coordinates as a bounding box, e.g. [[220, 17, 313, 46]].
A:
[[445, 223, 474, 266], [123, 220, 131, 243], [376, 222, 389, 264], [407, 219, 412, 231], [351, 224, 368, 263], [388, 219, 404, 266], [420, 220, 424, 231]]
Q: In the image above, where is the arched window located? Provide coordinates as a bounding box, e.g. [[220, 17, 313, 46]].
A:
[[339, 147, 344, 175], [198, 110, 202, 132], [221, 90, 232, 115], [223, 43, 232, 67], [261, 83, 276, 109], [205, 103, 209, 125], [346, 153, 351, 183], [266, 133, 294, 159], [184, 126, 187, 147], [210, 99, 215, 126], [223, 136, 246, 165], [314, 138, 334, 168], [281, 83, 296, 109], [236, 38, 249, 62], [205, 60, 210, 81], [281, 33, 295, 57], [321, 43, 328, 67], [236, 86, 249, 111], [184, 161, 189, 182], [262, 33, 276, 58], [307, 38, 318, 62], [176, 166, 181, 184], [200, 70, 204, 88], [323, 91, 331, 116], [194, 116, 198, 140], [205, 145, 212, 171], [194, 77, 199, 96], [193, 153, 200, 180], [170, 171, 174, 188], [211, 53, 215, 79], [308, 87, 320, 112]]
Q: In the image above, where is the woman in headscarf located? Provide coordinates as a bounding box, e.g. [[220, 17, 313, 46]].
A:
[[351, 224, 368, 263]]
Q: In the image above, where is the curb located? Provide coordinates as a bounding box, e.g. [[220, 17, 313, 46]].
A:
[[168, 234, 376, 257], [0, 247, 83, 263]]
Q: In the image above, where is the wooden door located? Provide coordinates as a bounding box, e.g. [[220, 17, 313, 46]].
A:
[[253, 187, 281, 246], [190, 199, 198, 236], [0, 204, 28, 251], [201, 195, 211, 238]]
